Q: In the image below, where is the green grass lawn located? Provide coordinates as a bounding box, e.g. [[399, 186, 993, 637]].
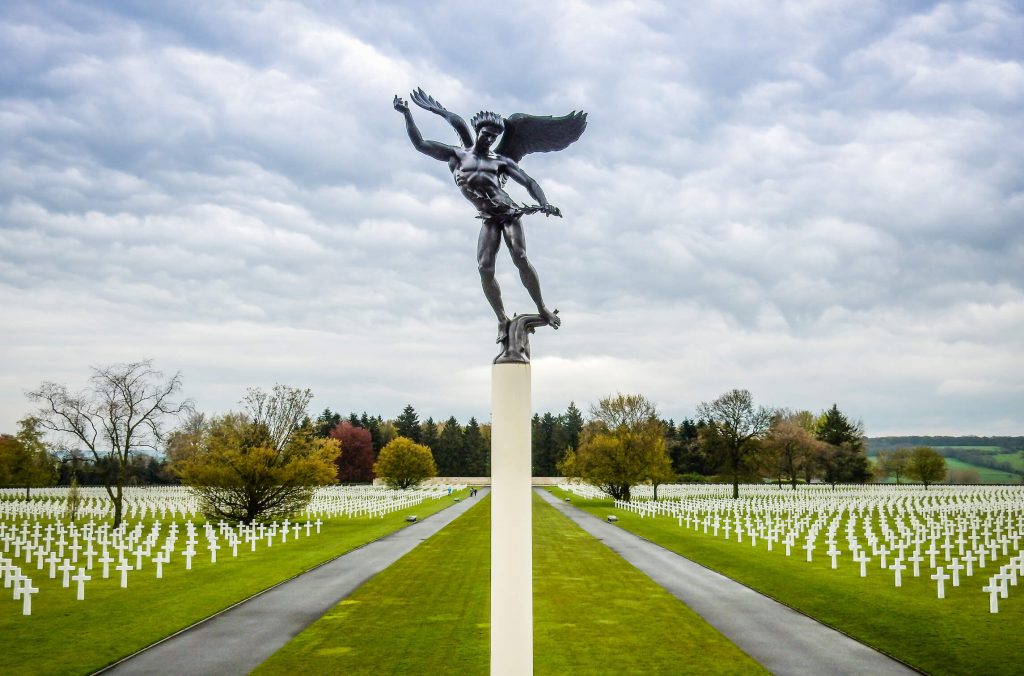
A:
[[532, 492, 765, 675], [259, 491, 764, 675], [0, 492, 464, 675], [550, 487, 1023, 676]]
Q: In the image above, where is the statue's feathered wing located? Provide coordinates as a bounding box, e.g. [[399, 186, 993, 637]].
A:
[[494, 111, 588, 163], [410, 87, 473, 148]]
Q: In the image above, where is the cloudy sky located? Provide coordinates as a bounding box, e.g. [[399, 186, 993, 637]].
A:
[[2, 0, 1022, 437]]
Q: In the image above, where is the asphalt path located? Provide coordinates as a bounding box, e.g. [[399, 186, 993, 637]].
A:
[[100, 490, 488, 676], [536, 488, 918, 676]]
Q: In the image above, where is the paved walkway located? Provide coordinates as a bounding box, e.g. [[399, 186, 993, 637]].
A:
[[536, 488, 918, 676], [101, 490, 489, 676]]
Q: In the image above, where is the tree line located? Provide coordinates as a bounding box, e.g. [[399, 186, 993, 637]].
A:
[[7, 359, 1008, 525]]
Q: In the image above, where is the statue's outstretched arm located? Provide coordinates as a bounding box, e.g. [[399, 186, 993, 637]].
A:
[[504, 161, 561, 217], [394, 95, 456, 162]]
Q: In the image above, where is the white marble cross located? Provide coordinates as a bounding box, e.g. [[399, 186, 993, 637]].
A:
[[983, 578, 1004, 613], [890, 558, 907, 587], [17, 577, 38, 616], [931, 567, 950, 599], [58, 559, 75, 588], [949, 558, 964, 587], [73, 567, 91, 600], [116, 560, 133, 588]]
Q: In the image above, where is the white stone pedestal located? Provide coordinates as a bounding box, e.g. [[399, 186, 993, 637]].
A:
[[490, 363, 532, 676]]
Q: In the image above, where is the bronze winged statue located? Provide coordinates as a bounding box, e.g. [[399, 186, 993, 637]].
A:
[[394, 88, 587, 350]]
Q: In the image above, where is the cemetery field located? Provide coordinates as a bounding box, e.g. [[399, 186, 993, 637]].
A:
[[550, 486, 1023, 676], [258, 492, 765, 675], [0, 490, 465, 675]]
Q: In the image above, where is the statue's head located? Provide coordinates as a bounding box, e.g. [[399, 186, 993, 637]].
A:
[[471, 111, 504, 146]]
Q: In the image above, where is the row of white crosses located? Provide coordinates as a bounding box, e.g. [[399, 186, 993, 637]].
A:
[[304, 484, 465, 519], [0, 486, 201, 522], [561, 483, 1024, 613], [1, 484, 459, 615], [0, 515, 325, 615]]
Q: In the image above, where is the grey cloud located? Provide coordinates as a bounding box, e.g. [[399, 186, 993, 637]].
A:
[[1, 0, 1021, 435]]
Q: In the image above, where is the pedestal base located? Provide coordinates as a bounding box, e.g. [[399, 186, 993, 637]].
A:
[[490, 363, 532, 676]]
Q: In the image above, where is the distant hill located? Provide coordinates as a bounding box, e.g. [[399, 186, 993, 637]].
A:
[[866, 436, 1024, 453], [866, 436, 1024, 480]]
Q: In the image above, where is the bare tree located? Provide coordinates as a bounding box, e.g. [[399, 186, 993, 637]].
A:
[[242, 384, 314, 451], [697, 389, 774, 499], [766, 411, 824, 490], [27, 360, 190, 526]]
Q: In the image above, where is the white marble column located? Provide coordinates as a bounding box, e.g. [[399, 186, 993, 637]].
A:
[[490, 362, 532, 676]]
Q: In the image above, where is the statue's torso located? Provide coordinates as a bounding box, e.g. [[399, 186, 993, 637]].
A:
[[451, 149, 513, 214]]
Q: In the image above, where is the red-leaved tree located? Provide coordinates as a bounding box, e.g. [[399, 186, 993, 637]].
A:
[[330, 421, 376, 483]]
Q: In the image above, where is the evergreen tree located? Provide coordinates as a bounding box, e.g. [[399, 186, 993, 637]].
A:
[[434, 417, 464, 476], [464, 417, 489, 476], [395, 404, 422, 443], [376, 417, 397, 450], [533, 412, 564, 476], [314, 408, 342, 438], [813, 404, 870, 485], [672, 418, 707, 475], [815, 404, 864, 450], [563, 402, 585, 453], [421, 417, 439, 453]]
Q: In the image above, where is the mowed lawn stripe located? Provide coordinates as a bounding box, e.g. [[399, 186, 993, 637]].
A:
[[533, 491, 766, 675], [0, 493, 462, 675], [254, 493, 491, 675], [259, 491, 764, 675], [550, 487, 1022, 676]]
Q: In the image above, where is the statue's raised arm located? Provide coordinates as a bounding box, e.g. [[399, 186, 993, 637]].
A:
[[410, 88, 473, 148], [393, 94, 458, 162]]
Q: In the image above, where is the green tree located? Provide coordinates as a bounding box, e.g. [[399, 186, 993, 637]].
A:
[[562, 402, 585, 453], [174, 385, 338, 523], [906, 446, 947, 488], [28, 359, 190, 526], [532, 412, 565, 476], [815, 442, 871, 487], [314, 408, 342, 438], [671, 419, 709, 476], [434, 417, 463, 476], [420, 417, 440, 454], [696, 389, 774, 498], [374, 437, 437, 489], [463, 417, 489, 477], [875, 447, 911, 483], [813, 404, 869, 486], [395, 404, 422, 443], [815, 404, 865, 450], [0, 417, 57, 497], [559, 394, 671, 502]]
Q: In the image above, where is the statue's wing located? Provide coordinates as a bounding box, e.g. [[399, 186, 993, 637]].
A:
[[494, 111, 588, 163], [410, 87, 473, 148]]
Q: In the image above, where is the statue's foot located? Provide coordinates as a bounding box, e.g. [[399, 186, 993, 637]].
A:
[[496, 318, 511, 344], [540, 307, 561, 329]]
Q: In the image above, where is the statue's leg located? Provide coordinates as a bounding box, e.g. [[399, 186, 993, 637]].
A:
[[478, 222, 510, 342], [503, 220, 561, 329]]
